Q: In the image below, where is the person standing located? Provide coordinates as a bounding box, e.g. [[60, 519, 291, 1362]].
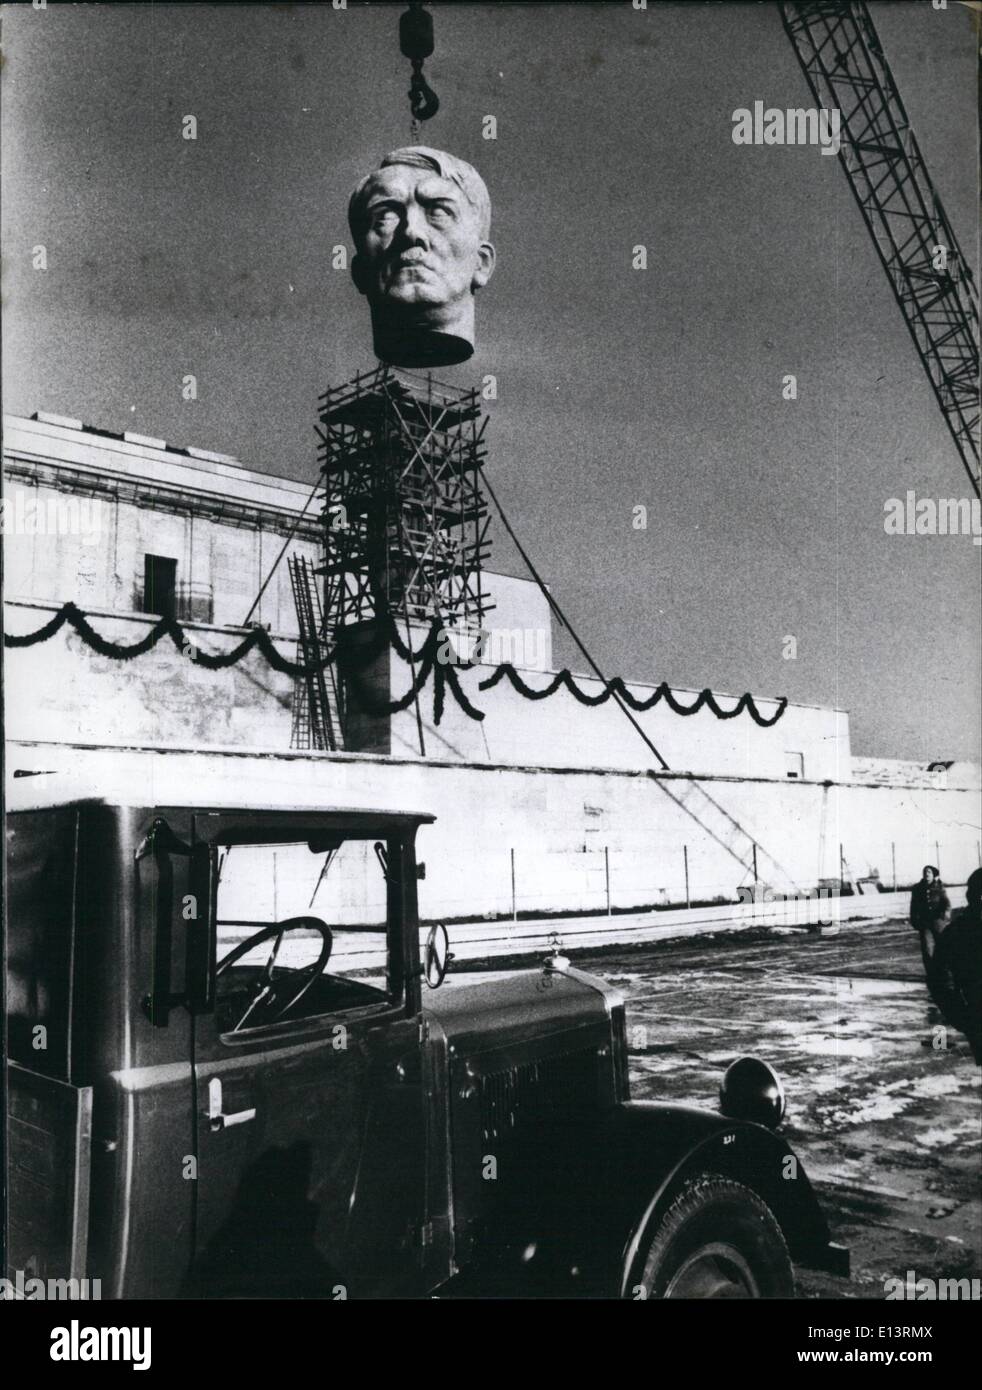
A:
[[909, 864, 950, 973], [927, 868, 982, 1064]]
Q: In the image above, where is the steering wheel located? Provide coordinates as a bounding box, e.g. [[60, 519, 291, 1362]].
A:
[[216, 916, 333, 1031]]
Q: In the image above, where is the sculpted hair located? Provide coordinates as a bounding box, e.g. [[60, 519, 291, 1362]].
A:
[[348, 146, 492, 241]]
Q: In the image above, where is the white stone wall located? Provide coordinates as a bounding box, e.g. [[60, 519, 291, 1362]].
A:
[[4, 603, 297, 749], [7, 742, 980, 922], [382, 636, 851, 782]]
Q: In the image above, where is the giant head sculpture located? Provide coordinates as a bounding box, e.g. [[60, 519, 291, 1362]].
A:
[[348, 146, 495, 368]]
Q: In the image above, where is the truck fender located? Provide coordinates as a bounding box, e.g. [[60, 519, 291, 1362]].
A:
[[602, 1101, 848, 1297]]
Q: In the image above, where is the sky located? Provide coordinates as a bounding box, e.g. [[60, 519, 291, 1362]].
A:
[[2, 0, 980, 762]]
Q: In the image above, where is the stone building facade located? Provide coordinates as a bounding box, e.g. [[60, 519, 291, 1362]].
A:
[[4, 408, 980, 914]]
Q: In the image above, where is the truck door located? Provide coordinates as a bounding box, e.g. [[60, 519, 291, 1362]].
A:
[[188, 822, 428, 1299], [6, 809, 92, 1289]]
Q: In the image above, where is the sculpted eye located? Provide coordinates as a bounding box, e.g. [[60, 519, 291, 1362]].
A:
[[429, 204, 455, 222], [370, 207, 399, 232]]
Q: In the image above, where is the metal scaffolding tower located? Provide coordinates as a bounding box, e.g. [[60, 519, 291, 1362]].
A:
[[316, 365, 492, 631], [781, 1, 980, 497]]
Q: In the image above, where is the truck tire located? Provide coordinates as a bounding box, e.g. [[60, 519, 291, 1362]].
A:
[[632, 1174, 794, 1299]]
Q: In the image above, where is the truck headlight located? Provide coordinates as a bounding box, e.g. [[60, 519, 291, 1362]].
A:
[[719, 1056, 786, 1130]]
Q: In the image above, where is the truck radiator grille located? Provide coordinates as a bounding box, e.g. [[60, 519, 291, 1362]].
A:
[[479, 1048, 597, 1145]]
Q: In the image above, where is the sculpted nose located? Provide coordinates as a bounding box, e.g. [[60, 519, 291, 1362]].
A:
[[400, 203, 430, 247]]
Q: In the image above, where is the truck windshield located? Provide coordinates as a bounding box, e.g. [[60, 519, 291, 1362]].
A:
[[213, 836, 395, 1031]]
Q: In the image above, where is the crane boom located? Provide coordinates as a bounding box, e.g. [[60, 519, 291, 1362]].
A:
[[780, 1, 980, 497]]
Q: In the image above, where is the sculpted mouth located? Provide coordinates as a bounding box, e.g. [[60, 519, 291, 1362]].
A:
[[391, 249, 436, 269]]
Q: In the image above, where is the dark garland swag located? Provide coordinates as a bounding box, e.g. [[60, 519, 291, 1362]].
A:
[[4, 602, 788, 730]]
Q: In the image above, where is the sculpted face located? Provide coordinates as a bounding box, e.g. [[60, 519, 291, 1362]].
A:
[[349, 148, 495, 367]]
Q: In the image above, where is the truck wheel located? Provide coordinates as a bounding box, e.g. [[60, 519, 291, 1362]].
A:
[[633, 1174, 794, 1299]]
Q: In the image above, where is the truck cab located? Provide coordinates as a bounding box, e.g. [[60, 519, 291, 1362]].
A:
[[5, 755, 847, 1299]]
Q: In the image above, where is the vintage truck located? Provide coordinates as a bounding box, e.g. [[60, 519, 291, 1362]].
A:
[[6, 754, 847, 1299]]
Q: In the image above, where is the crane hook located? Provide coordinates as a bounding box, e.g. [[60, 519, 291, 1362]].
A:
[[400, 3, 439, 125], [409, 61, 440, 122]]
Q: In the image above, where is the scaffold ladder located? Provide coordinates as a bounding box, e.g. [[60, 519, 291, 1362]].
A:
[[289, 554, 343, 751]]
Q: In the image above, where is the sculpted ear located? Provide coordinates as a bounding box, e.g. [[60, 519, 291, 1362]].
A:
[[350, 253, 369, 297], [472, 241, 496, 292]]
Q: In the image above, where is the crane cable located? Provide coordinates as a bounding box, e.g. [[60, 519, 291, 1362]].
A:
[[480, 469, 672, 772]]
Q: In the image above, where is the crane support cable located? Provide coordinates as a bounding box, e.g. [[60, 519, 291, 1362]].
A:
[[481, 469, 671, 771], [241, 473, 322, 628]]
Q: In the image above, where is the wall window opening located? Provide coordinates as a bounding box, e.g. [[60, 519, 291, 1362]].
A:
[[143, 554, 177, 619]]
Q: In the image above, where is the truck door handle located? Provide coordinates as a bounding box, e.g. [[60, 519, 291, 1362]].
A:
[[395, 1053, 422, 1084], [206, 1077, 256, 1132]]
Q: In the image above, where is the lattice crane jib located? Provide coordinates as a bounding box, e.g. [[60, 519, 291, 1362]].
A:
[[781, 0, 980, 497]]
